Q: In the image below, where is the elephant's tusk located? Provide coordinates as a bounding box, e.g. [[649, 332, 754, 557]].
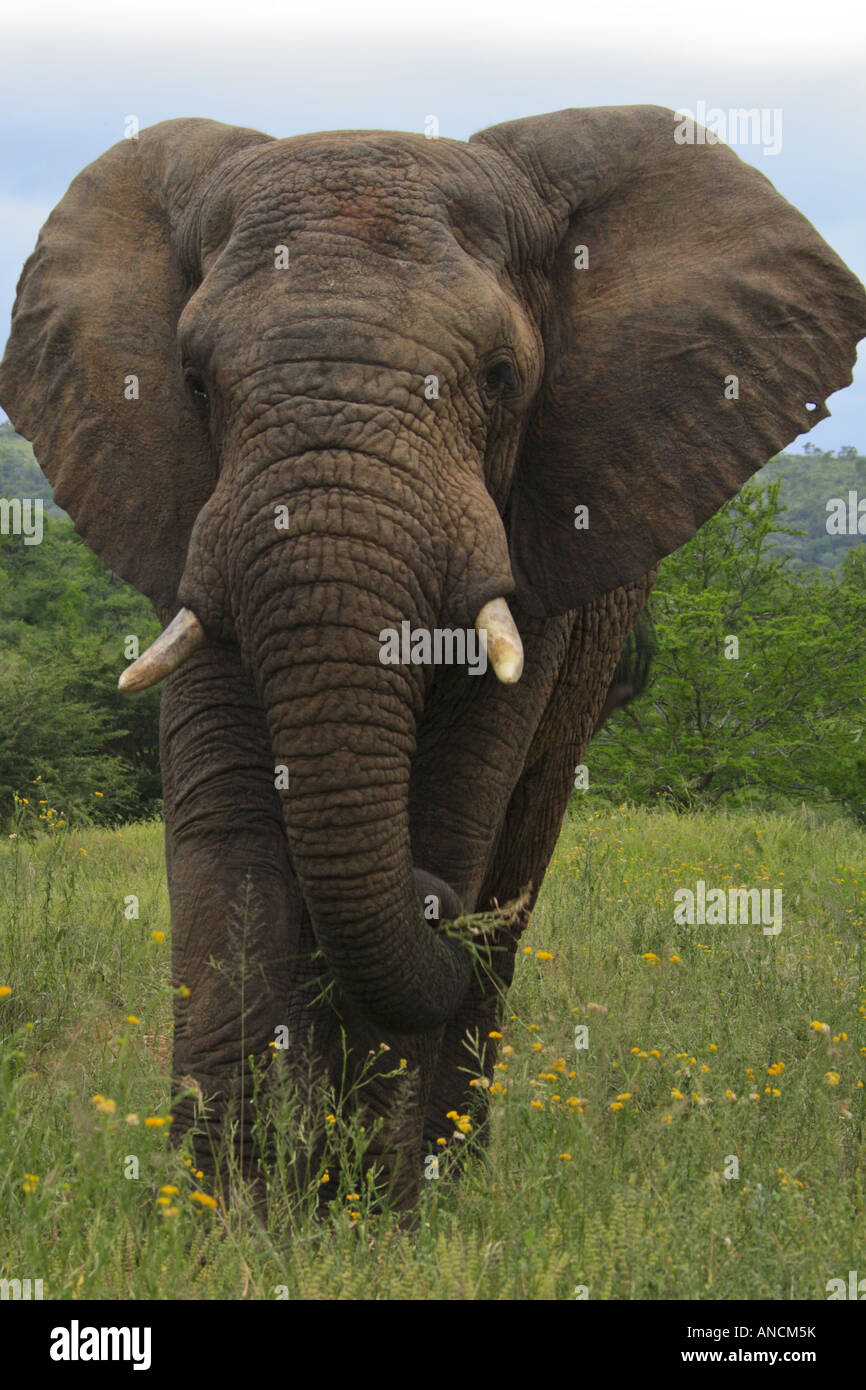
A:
[[118, 607, 206, 692], [475, 598, 524, 684]]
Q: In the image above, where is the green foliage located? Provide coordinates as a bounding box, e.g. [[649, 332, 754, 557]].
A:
[[0, 511, 161, 829], [590, 477, 866, 821]]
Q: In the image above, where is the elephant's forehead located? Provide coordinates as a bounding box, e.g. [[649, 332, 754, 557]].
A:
[[200, 130, 524, 261]]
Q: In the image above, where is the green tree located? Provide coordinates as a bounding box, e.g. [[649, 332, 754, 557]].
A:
[[588, 479, 866, 820], [0, 518, 162, 828]]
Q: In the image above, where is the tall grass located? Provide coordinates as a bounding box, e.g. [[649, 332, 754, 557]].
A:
[[1, 801, 863, 1299]]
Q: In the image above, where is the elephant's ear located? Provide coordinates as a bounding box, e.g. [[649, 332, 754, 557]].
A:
[[470, 107, 866, 616], [0, 118, 273, 619]]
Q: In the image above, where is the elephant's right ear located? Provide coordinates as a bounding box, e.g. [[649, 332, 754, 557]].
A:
[[471, 107, 866, 617], [0, 119, 273, 619]]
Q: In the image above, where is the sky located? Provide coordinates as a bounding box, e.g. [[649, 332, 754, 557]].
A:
[[2, 0, 865, 450]]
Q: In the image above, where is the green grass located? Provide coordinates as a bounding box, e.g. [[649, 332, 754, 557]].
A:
[[1, 801, 864, 1299]]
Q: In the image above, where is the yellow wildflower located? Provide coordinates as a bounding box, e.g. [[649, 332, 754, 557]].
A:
[[190, 1191, 218, 1209]]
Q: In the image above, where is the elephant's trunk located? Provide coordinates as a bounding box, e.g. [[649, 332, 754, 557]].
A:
[[273, 685, 471, 1033], [222, 456, 492, 1035]]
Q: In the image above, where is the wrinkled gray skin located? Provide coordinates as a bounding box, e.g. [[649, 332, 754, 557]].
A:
[[2, 107, 864, 1206]]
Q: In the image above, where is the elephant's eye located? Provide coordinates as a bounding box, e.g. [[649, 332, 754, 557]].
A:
[[481, 356, 518, 400], [184, 369, 210, 413]]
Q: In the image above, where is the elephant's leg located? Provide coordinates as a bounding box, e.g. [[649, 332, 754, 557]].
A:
[[424, 583, 654, 1160], [323, 995, 445, 1212], [163, 645, 444, 1207], [161, 644, 318, 1182], [421, 747, 579, 1163], [421, 905, 527, 1165]]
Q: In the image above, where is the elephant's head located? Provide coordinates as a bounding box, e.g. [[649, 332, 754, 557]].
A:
[[1, 108, 863, 1036]]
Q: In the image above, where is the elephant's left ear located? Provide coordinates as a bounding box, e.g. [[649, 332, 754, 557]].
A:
[[470, 107, 866, 616]]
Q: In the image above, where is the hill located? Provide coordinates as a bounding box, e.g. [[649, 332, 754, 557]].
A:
[[756, 448, 866, 570], [0, 420, 68, 519]]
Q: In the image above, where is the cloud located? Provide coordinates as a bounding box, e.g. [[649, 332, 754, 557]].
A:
[[5, 0, 866, 65]]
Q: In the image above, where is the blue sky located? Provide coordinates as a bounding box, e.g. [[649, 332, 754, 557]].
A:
[[2, 0, 865, 450]]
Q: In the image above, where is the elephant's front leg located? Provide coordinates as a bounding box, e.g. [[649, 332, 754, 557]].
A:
[[422, 928, 524, 1164], [317, 991, 444, 1211], [424, 587, 652, 1164], [160, 644, 315, 1180]]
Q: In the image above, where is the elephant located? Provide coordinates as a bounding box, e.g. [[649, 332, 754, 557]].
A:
[[1, 107, 864, 1209]]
